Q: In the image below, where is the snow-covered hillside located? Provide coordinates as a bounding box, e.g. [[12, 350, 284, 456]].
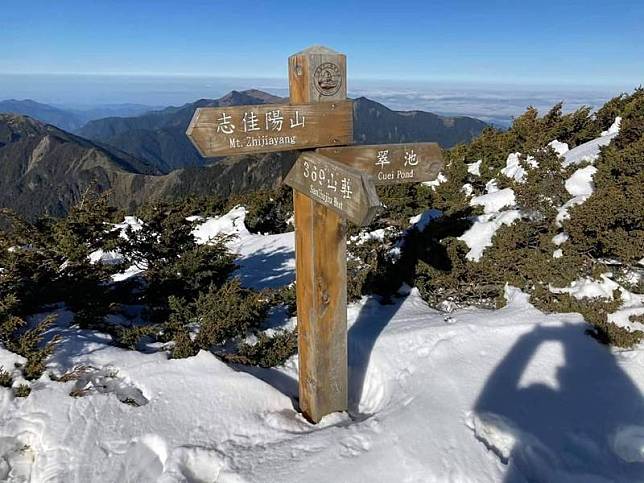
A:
[[1, 202, 643, 482]]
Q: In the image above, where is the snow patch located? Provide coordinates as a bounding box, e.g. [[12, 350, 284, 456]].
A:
[[470, 188, 516, 214], [485, 178, 499, 194], [556, 165, 597, 225], [459, 210, 521, 261], [192, 206, 249, 244], [602, 116, 622, 137], [613, 426, 644, 463], [550, 273, 644, 332], [550, 273, 621, 300], [460, 186, 519, 261], [409, 208, 442, 232], [467, 159, 482, 176], [552, 232, 569, 246], [565, 165, 597, 198], [422, 172, 447, 190], [562, 128, 618, 167], [501, 152, 527, 182], [548, 140, 569, 156]]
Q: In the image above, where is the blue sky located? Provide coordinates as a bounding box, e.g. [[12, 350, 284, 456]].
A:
[[1, 0, 642, 87]]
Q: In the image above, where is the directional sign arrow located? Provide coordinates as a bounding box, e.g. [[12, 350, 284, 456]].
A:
[[317, 142, 444, 185], [186, 101, 353, 157], [285, 152, 381, 226]]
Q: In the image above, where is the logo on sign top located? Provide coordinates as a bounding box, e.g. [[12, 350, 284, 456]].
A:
[[314, 62, 342, 96]]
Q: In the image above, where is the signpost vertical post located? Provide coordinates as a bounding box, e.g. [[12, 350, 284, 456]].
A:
[[187, 45, 443, 424], [289, 46, 349, 423]]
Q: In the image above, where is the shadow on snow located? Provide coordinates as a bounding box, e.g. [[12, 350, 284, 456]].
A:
[[474, 323, 644, 482]]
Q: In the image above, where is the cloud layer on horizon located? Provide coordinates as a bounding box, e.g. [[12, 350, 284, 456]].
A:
[[0, 74, 628, 126]]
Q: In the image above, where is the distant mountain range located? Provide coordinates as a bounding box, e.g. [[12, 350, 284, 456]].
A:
[[0, 90, 487, 218], [78, 91, 487, 173], [0, 112, 297, 218], [78, 90, 282, 172], [0, 99, 157, 133]]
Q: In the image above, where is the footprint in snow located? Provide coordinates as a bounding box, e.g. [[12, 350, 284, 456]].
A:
[[162, 446, 243, 483], [0, 436, 35, 483], [339, 433, 373, 457]]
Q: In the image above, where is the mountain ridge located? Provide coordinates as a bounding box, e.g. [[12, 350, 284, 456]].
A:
[[77, 89, 487, 173], [0, 113, 297, 218], [0, 99, 158, 133], [0, 91, 488, 218], [77, 90, 286, 172]]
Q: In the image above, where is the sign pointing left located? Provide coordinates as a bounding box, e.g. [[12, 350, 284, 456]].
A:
[[186, 100, 353, 157]]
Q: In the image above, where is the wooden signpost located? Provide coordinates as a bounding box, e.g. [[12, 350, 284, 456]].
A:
[[187, 45, 444, 423]]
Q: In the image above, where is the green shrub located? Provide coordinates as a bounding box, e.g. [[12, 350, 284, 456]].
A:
[[0, 193, 120, 324], [164, 296, 199, 359], [120, 202, 237, 319], [531, 286, 642, 348], [114, 325, 158, 350], [14, 384, 31, 398], [594, 88, 644, 133], [0, 366, 12, 387], [193, 279, 269, 350], [52, 190, 123, 264], [0, 295, 59, 380], [266, 285, 297, 317], [406, 90, 643, 349], [375, 183, 435, 229], [565, 98, 644, 265], [232, 186, 293, 234], [163, 280, 272, 359], [227, 330, 298, 367]]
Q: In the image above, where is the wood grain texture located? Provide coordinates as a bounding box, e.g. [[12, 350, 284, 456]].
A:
[[290, 46, 349, 423], [285, 152, 380, 226], [187, 101, 352, 157], [289, 46, 347, 104], [317, 142, 444, 185], [294, 190, 348, 423]]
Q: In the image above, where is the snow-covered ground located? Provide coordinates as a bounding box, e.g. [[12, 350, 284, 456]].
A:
[[1, 206, 643, 482], [1, 120, 643, 482]]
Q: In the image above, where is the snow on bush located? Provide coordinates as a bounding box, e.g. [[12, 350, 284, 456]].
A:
[[459, 210, 521, 261]]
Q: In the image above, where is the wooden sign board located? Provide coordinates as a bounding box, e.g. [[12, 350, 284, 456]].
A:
[[186, 100, 353, 157], [285, 152, 380, 226], [317, 142, 443, 185]]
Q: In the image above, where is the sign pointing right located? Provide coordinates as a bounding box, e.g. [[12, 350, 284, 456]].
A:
[[317, 142, 443, 185]]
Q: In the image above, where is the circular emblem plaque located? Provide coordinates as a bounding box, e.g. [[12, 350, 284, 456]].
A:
[[314, 62, 342, 96]]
